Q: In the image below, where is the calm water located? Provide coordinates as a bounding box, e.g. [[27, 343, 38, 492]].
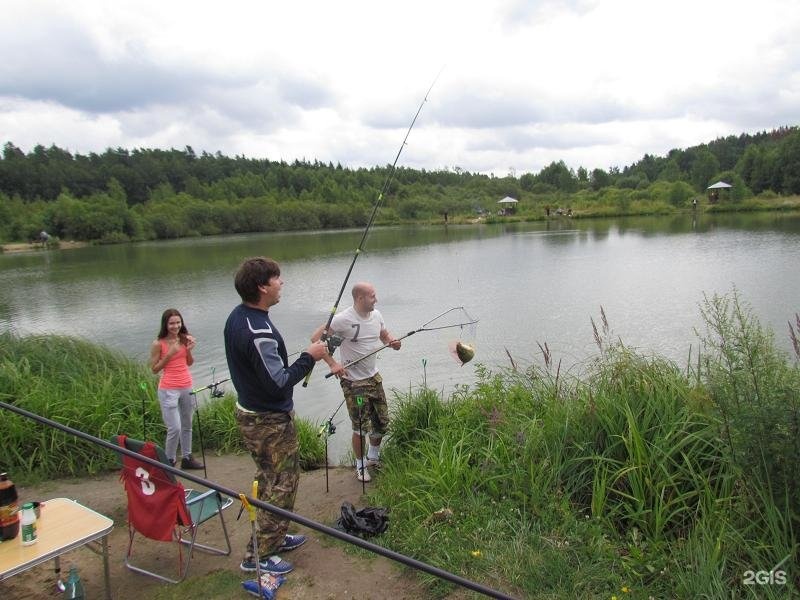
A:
[[2, 212, 799, 458]]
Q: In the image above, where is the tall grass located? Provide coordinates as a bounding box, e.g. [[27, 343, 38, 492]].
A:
[[0, 331, 325, 482], [371, 292, 799, 598], [0, 332, 161, 480]]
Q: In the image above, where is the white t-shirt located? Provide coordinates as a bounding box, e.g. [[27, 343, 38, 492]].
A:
[[329, 306, 385, 381]]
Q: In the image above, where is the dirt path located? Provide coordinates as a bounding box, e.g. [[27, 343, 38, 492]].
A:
[[1, 454, 457, 600]]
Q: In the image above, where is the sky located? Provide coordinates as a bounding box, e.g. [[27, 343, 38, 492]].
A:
[[1, 0, 798, 176]]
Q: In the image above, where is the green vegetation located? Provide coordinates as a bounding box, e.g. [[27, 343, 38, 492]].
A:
[[0, 332, 326, 482], [2, 127, 800, 244], [1, 290, 798, 597], [370, 290, 799, 598]]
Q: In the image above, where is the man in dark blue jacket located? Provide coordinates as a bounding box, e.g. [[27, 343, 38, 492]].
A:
[[224, 256, 327, 575]]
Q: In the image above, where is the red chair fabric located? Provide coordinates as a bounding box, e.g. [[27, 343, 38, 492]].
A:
[[118, 435, 191, 541]]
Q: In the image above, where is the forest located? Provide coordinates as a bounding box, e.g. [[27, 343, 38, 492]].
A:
[[1, 125, 798, 244]]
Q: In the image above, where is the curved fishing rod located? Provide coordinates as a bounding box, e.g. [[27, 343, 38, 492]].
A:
[[303, 73, 441, 387], [324, 306, 478, 379], [316, 307, 477, 488], [0, 400, 516, 600]]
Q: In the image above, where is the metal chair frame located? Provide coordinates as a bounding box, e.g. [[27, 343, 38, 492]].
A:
[[114, 435, 233, 583]]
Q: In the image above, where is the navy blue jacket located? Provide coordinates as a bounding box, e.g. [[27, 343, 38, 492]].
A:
[[224, 304, 314, 413]]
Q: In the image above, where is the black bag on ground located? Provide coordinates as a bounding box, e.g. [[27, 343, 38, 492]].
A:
[[335, 501, 389, 537]]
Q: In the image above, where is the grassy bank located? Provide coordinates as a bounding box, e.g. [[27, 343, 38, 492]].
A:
[[2, 290, 798, 597], [0, 332, 325, 482], [371, 290, 799, 598]]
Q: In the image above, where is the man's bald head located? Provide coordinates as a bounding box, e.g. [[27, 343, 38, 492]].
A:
[[352, 282, 377, 315], [352, 282, 375, 300]]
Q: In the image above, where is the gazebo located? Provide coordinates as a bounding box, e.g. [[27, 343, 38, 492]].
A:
[[706, 181, 732, 203], [497, 196, 518, 215]]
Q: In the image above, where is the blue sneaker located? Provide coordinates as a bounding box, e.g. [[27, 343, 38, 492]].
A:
[[242, 573, 287, 599], [277, 534, 307, 552], [239, 555, 293, 575]]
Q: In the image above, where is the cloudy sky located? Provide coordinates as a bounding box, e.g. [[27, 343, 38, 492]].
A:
[[1, 0, 798, 176]]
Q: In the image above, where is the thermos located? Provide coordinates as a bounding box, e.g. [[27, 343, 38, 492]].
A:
[[0, 472, 20, 541]]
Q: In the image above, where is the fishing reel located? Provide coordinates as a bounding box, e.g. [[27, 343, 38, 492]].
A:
[[325, 334, 344, 355], [317, 419, 336, 438], [210, 384, 225, 398]]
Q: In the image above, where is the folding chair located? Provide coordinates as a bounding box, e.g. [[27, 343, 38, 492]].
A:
[[113, 435, 233, 583]]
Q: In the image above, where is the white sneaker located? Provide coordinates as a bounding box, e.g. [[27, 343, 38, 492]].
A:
[[356, 467, 371, 482]]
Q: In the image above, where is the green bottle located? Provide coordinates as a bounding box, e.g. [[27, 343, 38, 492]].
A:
[[66, 566, 85, 600]]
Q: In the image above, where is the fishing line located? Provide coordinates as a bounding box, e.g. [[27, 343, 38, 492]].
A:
[[323, 306, 478, 379], [316, 305, 477, 491], [303, 71, 441, 388]]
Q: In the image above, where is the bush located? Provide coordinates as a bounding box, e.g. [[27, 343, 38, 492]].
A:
[[698, 289, 800, 515]]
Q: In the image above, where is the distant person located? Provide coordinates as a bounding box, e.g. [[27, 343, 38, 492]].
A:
[[38, 230, 50, 246], [692, 197, 698, 209], [313, 282, 401, 482], [224, 257, 328, 575], [149, 309, 203, 470]]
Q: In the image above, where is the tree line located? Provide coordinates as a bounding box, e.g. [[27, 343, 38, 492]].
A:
[[1, 125, 798, 243]]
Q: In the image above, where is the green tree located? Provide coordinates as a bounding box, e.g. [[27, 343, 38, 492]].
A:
[[538, 161, 578, 192], [656, 159, 682, 182], [690, 150, 720, 191], [777, 130, 800, 194], [668, 181, 694, 206], [590, 168, 612, 191]]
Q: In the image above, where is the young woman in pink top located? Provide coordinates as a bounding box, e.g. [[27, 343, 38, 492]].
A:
[[149, 308, 203, 469]]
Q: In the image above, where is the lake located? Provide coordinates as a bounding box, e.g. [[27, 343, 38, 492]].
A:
[[2, 211, 799, 458]]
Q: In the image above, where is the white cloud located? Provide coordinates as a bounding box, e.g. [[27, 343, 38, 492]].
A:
[[0, 0, 798, 175]]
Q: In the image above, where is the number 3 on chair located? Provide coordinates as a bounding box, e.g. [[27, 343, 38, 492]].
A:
[[135, 466, 156, 496]]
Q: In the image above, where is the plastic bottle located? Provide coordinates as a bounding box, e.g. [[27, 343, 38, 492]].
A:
[[66, 566, 86, 600], [0, 472, 20, 540], [20, 502, 37, 545]]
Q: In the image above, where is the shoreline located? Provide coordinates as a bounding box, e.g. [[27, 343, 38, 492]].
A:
[[2, 203, 798, 254], [0, 240, 88, 254]]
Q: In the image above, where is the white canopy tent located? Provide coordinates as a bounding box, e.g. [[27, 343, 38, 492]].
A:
[[707, 181, 732, 203], [497, 196, 518, 215]]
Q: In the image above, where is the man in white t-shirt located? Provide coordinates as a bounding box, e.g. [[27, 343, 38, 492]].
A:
[[313, 282, 401, 482]]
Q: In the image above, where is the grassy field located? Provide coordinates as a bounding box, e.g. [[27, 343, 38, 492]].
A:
[[1, 289, 798, 597]]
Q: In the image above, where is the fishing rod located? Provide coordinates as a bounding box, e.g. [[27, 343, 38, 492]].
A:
[[190, 377, 230, 398], [303, 73, 440, 387], [0, 400, 516, 599], [189, 371, 230, 479], [324, 306, 478, 379], [317, 306, 476, 492]]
